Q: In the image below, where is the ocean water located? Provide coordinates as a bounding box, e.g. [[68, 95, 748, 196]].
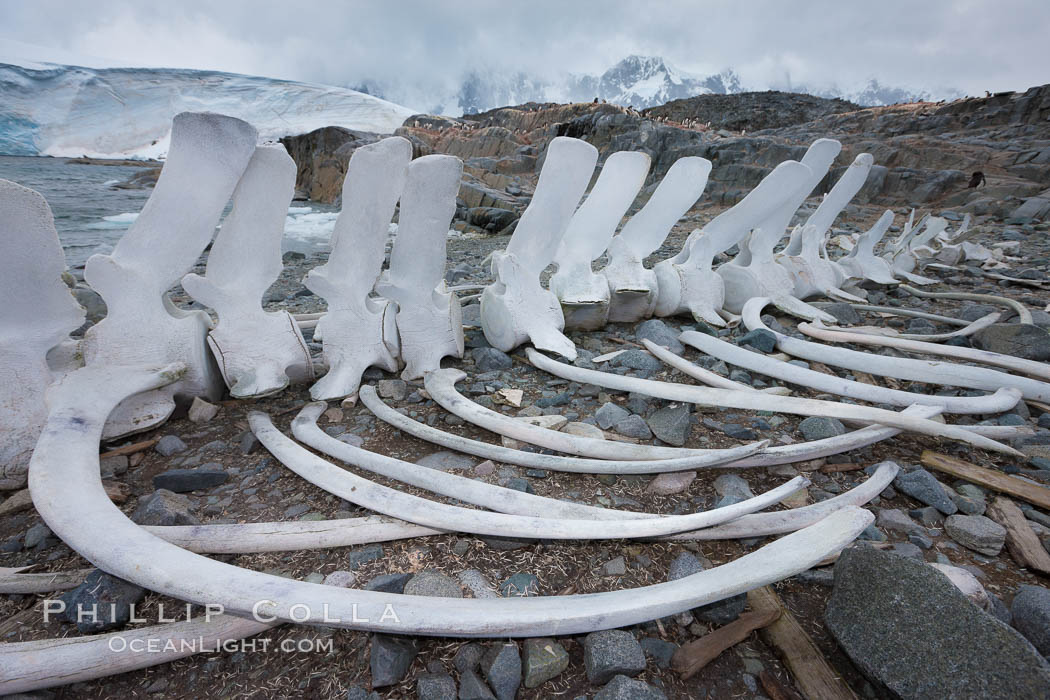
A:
[[0, 155, 340, 269]]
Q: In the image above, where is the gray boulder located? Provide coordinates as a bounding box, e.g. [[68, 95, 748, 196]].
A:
[[647, 403, 691, 446], [1011, 585, 1050, 656], [594, 674, 668, 700], [369, 634, 418, 688], [130, 489, 201, 526], [523, 638, 569, 688], [404, 570, 462, 598], [826, 546, 1050, 698], [973, 324, 1050, 361], [60, 570, 145, 633], [798, 416, 847, 440], [596, 402, 630, 430], [894, 469, 957, 515], [635, 319, 683, 353], [481, 642, 521, 700], [944, 514, 1006, 556], [471, 347, 512, 372]]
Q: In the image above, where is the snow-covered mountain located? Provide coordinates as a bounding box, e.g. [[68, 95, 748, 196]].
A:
[[0, 56, 414, 159], [358, 55, 956, 117]]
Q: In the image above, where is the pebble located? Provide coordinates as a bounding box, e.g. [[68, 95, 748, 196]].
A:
[[416, 451, 474, 471], [458, 669, 496, 700], [583, 630, 647, 683], [404, 571, 462, 598], [594, 675, 668, 700], [523, 638, 570, 687], [459, 569, 500, 599], [472, 347, 513, 372], [376, 379, 408, 400], [454, 643, 485, 673], [646, 403, 692, 446], [596, 402, 630, 429], [187, 396, 219, 423], [60, 570, 145, 633], [499, 572, 539, 597], [646, 471, 696, 496], [152, 467, 228, 493], [416, 672, 457, 700], [944, 514, 1006, 556], [738, 328, 777, 353], [798, 416, 847, 440], [635, 319, 684, 353], [612, 349, 663, 371], [481, 642, 521, 700], [155, 435, 188, 456], [639, 637, 678, 669], [348, 544, 384, 570], [894, 468, 957, 515], [603, 556, 628, 576], [369, 634, 418, 688], [613, 415, 652, 439]]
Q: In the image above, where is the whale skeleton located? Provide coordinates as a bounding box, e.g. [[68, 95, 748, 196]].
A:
[[7, 361, 874, 694]]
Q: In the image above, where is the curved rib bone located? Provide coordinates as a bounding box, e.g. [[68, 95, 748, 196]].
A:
[[675, 330, 1021, 414], [899, 284, 1034, 325], [550, 151, 652, 330], [669, 461, 897, 540], [799, 319, 1050, 383], [305, 137, 411, 400], [424, 369, 768, 461], [25, 362, 875, 638], [525, 347, 1021, 456], [81, 112, 257, 438], [147, 516, 443, 553], [480, 137, 598, 359], [0, 180, 85, 490], [742, 298, 1050, 403], [0, 567, 93, 594], [653, 160, 812, 325], [181, 144, 313, 398], [602, 157, 711, 323], [375, 154, 465, 379], [359, 385, 767, 472], [821, 311, 999, 341], [286, 403, 809, 530]]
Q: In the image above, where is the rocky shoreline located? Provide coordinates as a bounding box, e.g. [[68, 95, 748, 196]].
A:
[[4, 88, 1050, 698]]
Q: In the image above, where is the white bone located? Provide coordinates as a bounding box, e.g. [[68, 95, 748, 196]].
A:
[[840, 210, 899, 284], [799, 319, 1050, 382], [899, 284, 1034, 326], [481, 137, 598, 359], [668, 462, 896, 540], [653, 160, 812, 325], [424, 369, 767, 461], [359, 385, 766, 472], [550, 151, 651, 329], [305, 136, 411, 399], [676, 330, 1022, 413], [284, 403, 810, 533], [825, 311, 999, 342], [0, 614, 276, 695], [80, 112, 257, 438], [741, 298, 1050, 403], [602, 157, 711, 322], [375, 154, 465, 379], [717, 224, 838, 321], [0, 567, 92, 594], [181, 145, 313, 398], [525, 347, 1021, 456], [0, 180, 85, 490], [26, 362, 873, 637]]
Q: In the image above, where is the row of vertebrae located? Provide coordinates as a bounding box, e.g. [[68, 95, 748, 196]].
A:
[[481, 135, 986, 360], [0, 113, 465, 488]]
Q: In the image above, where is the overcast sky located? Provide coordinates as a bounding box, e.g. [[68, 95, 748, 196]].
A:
[[3, 0, 1047, 96]]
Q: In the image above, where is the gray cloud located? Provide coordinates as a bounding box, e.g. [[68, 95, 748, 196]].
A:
[[3, 0, 1047, 98]]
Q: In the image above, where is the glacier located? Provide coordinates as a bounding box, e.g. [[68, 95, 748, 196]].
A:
[[0, 57, 415, 159]]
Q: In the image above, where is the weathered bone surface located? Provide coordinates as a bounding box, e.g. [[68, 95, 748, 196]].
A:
[[0, 566, 93, 594], [375, 154, 465, 379], [742, 298, 1050, 403], [280, 404, 809, 534], [181, 144, 313, 398], [305, 136, 411, 399], [359, 385, 767, 473], [480, 137, 598, 358], [900, 284, 1034, 326], [81, 112, 257, 438], [799, 319, 1050, 382], [603, 157, 711, 323], [0, 180, 85, 490], [668, 461, 897, 540], [550, 151, 651, 329], [424, 369, 768, 461], [677, 330, 1022, 413], [653, 160, 812, 325], [27, 362, 872, 637], [525, 348, 1021, 456], [839, 210, 899, 284], [147, 516, 443, 553], [828, 311, 999, 342], [0, 614, 277, 695]]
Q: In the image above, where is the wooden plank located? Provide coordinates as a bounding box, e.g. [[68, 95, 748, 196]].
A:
[[748, 586, 859, 700], [99, 437, 158, 459], [760, 669, 804, 700], [986, 496, 1050, 576], [671, 608, 780, 679], [921, 450, 1050, 510]]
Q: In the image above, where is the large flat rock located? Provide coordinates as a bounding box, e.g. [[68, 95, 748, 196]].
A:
[[826, 546, 1050, 698]]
